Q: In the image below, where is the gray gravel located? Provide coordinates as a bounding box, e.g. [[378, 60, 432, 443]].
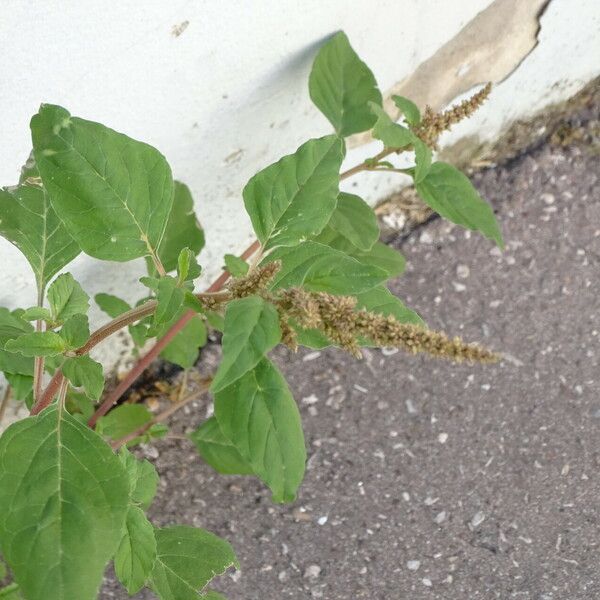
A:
[[103, 122, 599, 599]]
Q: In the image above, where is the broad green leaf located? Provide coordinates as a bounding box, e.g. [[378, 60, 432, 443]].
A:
[[264, 241, 387, 295], [327, 192, 379, 251], [309, 31, 382, 136], [392, 95, 421, 126], [355, 286, 424, 326], [159, 313, 207, 369], [413, 138, 432, 183], [415, 162, 504, 247], [31, 104, 174, 262], [0, 406, 129, 600], [243, 135, 345, 249], [154, 180, 204, 273], [370, 103, 414, 148], [114, 506, 157, 595], [66, 389, 94, 420], [189, 417, 253, 475], [223, 254, 249, 278], [62, 355, 104, 400], [154, 277, 184, 327], [313, 227, 406, 278], [177, 247, 201, 283], [95, 293, 131, 318], [97, 404, 153, 441], [119, 448, 159, 510], [47, 273, 89, 323], [20, 307, 53, 322], [211, 297, 281, 393], [4, 331, 67, 357], [4, 374, 33, 406], [0, 156, 80, 294], [215, 358, 306, 503], [59, 313, 90, 349], [0, 310, 33, 376], [150, 526, 238, 600]]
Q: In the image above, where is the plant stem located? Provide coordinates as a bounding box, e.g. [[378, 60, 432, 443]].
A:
[[110, 381, 211, 450], [33, 287, 45, 404], [31, 371, 64, 415], [0, 386, 12, 424]]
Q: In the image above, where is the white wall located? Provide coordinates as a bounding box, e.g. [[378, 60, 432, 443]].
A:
[[1, 0, 598, 368]]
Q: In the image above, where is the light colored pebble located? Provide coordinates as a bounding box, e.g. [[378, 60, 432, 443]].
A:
[[438, 432, 448, 444], [317, 516, 328, 525], [304, 565, 321, 580], [456, 264, 470, 279], [422, 578, 432, 587], [407, 560, 421, 571], [470, 511, 486, 528]]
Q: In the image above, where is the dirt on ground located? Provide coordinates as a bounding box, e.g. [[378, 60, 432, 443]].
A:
[[103, 105, 599, 599]]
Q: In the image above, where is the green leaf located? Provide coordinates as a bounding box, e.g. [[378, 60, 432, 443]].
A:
[[4, 331, 67, 357], [415, 162, 504, 247], [159, 313, 207, 369], [20, 307, 53, 322], [97, 404, 153, 441], [95, 293, 131, 318], [4, 374, 33, 406], [264, 241, 387, 295], [154, 180, 204, 273], [223, 254, 249, 278], [370, 103, 414, 148], [392, 95, 421, 126], [62, 355, 104, 400], [355, 286, 424, 326], [309, 31, 382, 136], [119, 448, 159, 510], [59, 313, 90, 349], [189, 417, 253, 475], [327, 192, 379, 251], [413, 138, 432, 183], [31, 104, 174, 262], [177, 247, 201, 283], [154, 277, 184, 327], [211, 297, 281, 393], [0, 155, 80, 294], [215, 358, 306, 503], [47, 273, 89, 323], [0, 406, 130, 600], [203, 592, 227, 600], [0, 584, 22, 599], [0, 310, 34, 377], [243, 135, 345, 249], [150, 527, 237, 600], [114, 506, 157, 595]]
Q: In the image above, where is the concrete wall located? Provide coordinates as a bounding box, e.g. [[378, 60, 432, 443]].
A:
[[1, 0, 599, 369]]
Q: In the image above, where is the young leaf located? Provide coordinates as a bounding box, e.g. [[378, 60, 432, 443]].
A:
[[154, 180, 204, 273], [243, 135, 345, 249], [309, 31, 383, 136], [392, 95, 421, 126], [47, 273, 90, 323], [413, 138, 432, 183], [0, 584, 22, 599], [189, 417, 254, 475], [415, 162, 504, 247], [95, 293, 131, 318], [177, 247, 201, 283], [0, 156, 80, 295], [0, 406, 130, 600], [62, 355, 104, 400], [20, 307, 53, 322], [114, 506, 157, 595], [211, 297, 281, 393], [31, 104, 174, 262], [370, 103, 415, 148], [159, 313, 207, 369], [264, 241, 388, 295], [215, 358, 306, 503], [97, 404, 153, 441], [327, 192, 379, 251], [119, 448, 159, 510], [59, 313, 90, 349], [223, 254, 249, 278], [153, 277, 184, 327], [4, 331, 67, 357], [150, 526, 238, 600]]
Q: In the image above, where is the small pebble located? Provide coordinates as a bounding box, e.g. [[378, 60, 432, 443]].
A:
[[438, 432, 449, 444], [422, 578, 433, 587], [470, 511, 486, 528], [407, 560, 421, 571], [317, 516, 328, 525], [456, 264, 470, 278], [304, 565, 321, 580]]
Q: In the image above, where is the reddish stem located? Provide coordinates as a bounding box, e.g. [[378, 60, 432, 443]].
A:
[[31, 371, 64, 416]]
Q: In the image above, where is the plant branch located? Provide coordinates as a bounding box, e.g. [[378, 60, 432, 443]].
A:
[[33, 286, 45, 404], [31, 370, 64, 415], [110, 380, 211, 450]]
